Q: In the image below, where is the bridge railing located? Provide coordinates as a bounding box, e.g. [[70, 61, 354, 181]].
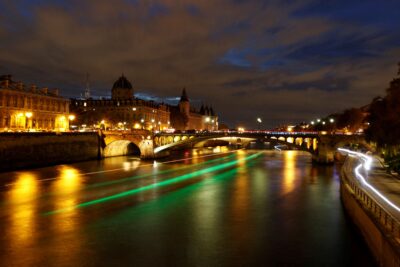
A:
[[155, 131, 321, 136], [341, 158, 400, 242]]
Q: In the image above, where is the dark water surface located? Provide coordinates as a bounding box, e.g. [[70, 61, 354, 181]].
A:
[[0, 148, 375, 266]]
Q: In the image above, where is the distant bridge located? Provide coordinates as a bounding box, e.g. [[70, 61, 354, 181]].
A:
[[101, 130, 365, 163]]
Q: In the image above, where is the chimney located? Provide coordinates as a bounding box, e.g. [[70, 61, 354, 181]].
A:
[[31, 85, 37, 93], [1, 74, 11, 88], [53, 88, 59, 96], [17, 82, 23, 90], [42, 87, 48, 94], [2, 79, 9, 88]]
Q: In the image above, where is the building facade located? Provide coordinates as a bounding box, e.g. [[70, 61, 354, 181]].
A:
[[170, 88, 218, 131], [71, 76, 218, 132], [0, 75, 70, 131], [70, 75, 170, 131]]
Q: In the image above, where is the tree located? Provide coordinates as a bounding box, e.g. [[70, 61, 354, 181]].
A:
[[366, 63, 400, 146], [336, 108, 365, 132]]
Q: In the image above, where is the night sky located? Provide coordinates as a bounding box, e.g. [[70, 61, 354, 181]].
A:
[[1, 0, 400, 128]]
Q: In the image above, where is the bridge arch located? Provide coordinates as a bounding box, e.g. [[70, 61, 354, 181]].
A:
[[103, 140, 141, 157], [295, 137, 303, 146]]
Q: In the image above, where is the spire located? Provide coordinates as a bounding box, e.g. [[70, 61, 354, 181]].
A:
[[200, 104, 205, 115], [209, 106, 215, 116], [180, 87, 189, 102], [205, 105, 210, 115], [84, 72, 90, 99]]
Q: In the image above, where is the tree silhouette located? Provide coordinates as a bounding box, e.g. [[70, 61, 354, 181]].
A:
[[366, 62, 400, 157]]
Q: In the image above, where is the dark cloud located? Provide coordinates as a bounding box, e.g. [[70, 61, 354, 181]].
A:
[[0, 0, 400, 128]]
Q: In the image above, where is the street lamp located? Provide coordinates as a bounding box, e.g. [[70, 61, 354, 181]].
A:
[[257, 117, 262, 130], [68, 115, 75, 131], [140, 118, 145, 129], [25, 112, 32, 129]]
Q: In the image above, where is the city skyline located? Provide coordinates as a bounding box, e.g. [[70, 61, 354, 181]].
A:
[[1, 0, 400, 128]]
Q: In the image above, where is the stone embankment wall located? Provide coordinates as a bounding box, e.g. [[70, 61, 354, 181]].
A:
[[341, 157, 400, 266], [0, 132, 100, 171]]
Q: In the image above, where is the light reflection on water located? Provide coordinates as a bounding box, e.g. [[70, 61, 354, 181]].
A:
[[8, 172, 39, 249], [282, 150, 297, 196], [51, 166, 83, 232], [0, 149, 376, 266]]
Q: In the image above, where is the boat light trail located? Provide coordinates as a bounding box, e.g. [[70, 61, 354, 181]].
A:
[[338, 148, 400, 212], [4, 149, 241, 187], [44, 152, 262, 215], [87, 153, 237, 189]]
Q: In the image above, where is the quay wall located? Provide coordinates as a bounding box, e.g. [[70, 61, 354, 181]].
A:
[[0, 132, 100, 171], [341, 158, 400, 266]]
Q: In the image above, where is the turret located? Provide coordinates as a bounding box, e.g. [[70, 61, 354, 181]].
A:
[[179, 88, 190, 115], [209, 106, 215, 116], [199, 104, 205, 115]]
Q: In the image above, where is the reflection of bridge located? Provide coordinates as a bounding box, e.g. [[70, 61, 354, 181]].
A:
[[101, 130, 365, 163]]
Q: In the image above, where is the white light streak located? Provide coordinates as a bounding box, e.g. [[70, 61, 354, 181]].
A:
[[338, 148, 400, 212]]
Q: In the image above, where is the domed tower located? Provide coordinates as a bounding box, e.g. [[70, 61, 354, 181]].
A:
[[179, 88, 190, 116], [111, 74, 133, 100]]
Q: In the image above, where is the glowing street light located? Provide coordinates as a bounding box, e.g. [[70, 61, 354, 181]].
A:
[[329, 118, 334, 123], [257, 118, 262, 123], [68, 115, 75, 121], [25, 112, 33, 129]]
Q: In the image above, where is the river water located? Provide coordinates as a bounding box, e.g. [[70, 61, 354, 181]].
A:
[[0, 148, 375, 266]]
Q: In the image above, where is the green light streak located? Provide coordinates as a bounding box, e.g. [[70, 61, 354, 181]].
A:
[[1, 152, 236, 206], [45, 152, 262, 215], [87, 153, 237, 189]]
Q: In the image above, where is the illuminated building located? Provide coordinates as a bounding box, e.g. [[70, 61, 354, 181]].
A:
[[70, 75, 170, 131], [0, 75, 70, 131], [71, 76, 218, 132], [170, 88, 218, 131]]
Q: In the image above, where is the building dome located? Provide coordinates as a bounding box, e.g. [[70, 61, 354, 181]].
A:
[[111, 75, 134, 100], [112, 75, 132, 90]]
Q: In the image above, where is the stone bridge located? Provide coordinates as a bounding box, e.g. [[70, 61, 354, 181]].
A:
[[101, 130, 366, 163]]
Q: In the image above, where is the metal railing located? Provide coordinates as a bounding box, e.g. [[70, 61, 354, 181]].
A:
[[341, 158, 400, 242]]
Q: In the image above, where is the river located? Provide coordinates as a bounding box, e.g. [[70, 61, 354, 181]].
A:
[[0, 147, 375, 266]]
